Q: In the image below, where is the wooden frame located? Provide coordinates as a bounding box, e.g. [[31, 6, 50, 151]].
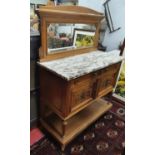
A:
[[37, 5, 104, 61]]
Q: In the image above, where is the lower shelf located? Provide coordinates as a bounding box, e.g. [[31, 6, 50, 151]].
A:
[[40, 98, 112, 146]]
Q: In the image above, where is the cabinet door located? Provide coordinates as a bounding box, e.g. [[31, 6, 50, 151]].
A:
[[97, 73, 116, 97], [70, 74, 94, 113], [97, 63, 121, 97]]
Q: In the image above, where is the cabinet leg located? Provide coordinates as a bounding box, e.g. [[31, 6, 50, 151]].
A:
[[61, 144, 66, 151], [62, 120, 68, 138]]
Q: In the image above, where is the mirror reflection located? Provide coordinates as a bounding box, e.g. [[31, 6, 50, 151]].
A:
[[47, 23, 96, 54]]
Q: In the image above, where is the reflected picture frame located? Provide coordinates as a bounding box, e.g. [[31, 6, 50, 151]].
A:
[[73, 29, 95, 48]]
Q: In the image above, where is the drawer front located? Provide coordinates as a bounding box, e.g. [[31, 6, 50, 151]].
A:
[[70, 80, 94, 112], [73, 73, 94, 89], [101, 62, 120, 75]]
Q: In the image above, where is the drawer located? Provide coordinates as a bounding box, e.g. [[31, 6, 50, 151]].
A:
[[72, 73, 95, 91], [73, 74, 93, 87], [101, 62, 121, 75], [72, 71, 100, 90], [70, 83, 94, 112]]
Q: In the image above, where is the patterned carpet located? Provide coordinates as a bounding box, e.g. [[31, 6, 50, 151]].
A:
[[30, 98, 125, 155]]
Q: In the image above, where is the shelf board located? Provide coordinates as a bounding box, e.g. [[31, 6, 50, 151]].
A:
[[40, 98, 112, 145]]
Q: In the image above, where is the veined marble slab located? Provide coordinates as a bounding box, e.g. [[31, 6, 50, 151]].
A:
[[38, 50, 124, 81]]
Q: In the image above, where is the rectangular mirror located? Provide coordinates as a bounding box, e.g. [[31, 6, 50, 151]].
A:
[[47, 23, 96, 54]]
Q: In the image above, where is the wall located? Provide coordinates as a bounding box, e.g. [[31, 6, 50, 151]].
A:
[[79, 0, 125, 51], [79, 0, 105, 12], [103, 0, 125, 51], [30, 0, 48, 4], [30, 0, 125, 50], [30, 0, 78, 4]]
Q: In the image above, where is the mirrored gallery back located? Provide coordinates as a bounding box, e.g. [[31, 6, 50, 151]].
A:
[[47, 23, 96, 54]]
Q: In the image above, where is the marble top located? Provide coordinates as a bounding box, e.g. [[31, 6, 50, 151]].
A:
[[38, 50, 124, 81]]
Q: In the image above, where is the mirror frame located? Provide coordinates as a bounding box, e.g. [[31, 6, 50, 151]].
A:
[[37, 5, 105, 61]]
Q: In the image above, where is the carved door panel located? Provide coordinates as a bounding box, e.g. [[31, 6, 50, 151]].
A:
[[97, 74, 116, 97], [70, 83, 94, 112], [96, 63, 121, 97]]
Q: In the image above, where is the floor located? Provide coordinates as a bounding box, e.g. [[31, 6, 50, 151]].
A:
[[30, 97, 125, 155]]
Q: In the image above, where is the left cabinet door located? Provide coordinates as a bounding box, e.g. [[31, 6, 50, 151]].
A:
[[70, 75, 95, 113]]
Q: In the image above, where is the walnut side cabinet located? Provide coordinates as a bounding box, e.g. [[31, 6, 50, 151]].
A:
[[37, 5, 122, 151]]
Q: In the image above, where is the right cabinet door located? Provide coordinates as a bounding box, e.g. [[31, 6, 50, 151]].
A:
[[97, 62, 121, 97]]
